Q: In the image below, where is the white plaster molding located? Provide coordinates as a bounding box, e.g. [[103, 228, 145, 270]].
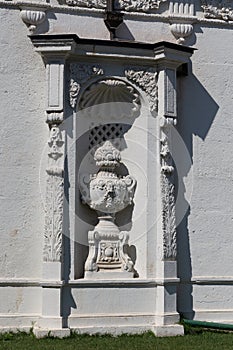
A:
[[68, 278, 180, 286], [201, 0, 233, 21], [20, 7, 46, 33], [170, 22, 193, 44], [47, 63, 65, 113], [69, 64, 104, 109], [64, 0, 106, 8], [169, 0, 194, 44], [79, 78, 140, 118], [0, 278, 180, 287], [117, 0, 167, 12], [64, 0, 168, 12], [160, 117, 177, 261], [190, 276, 233, 284], [0, 279, 41, 287], [125, 68, 158, 113], [44, 125, 64, 262], [169, 0, 195, 16], [2, 0, 233, 27], [43, 60, 65, 263], [46, 112, 64, 124]]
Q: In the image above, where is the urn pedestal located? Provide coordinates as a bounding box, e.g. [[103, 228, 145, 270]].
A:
[[85, 215, 135, 279]]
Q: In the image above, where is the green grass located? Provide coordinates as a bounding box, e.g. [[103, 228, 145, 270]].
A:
[[1, 330, 233, 350]]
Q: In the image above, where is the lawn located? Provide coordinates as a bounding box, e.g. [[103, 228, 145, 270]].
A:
[[1, 330, 233, 350]]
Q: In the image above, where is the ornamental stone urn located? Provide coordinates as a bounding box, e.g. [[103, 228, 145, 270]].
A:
[[80, 140, 137, 279]]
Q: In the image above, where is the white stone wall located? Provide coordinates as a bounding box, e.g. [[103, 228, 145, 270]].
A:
[[0, 0, 233, 333], [177, 23, 233, 320], [0, 6, 47, 329]]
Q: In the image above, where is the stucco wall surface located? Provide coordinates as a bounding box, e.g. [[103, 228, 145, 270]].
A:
[[0, 7, 47, 280]]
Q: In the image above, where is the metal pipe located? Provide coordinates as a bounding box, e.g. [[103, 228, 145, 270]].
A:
[[107, 0, 114, 12], [183, 319, 233, 331]]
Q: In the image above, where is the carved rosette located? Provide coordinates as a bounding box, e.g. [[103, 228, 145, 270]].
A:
[[160, 117, 177, 260], [44, 125, 64, 262], [65, 0, 167, 12], [79, 141, 136, 277], [125, 68, 158, 113], [69, 64, 104, 108]]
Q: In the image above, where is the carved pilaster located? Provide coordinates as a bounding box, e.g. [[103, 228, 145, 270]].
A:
[[69, 64, 104, 108], [44, 124, 64, 262], [125, 68, 158, 113], [160, 117, 177, 261], [43, 58, 66, 263]]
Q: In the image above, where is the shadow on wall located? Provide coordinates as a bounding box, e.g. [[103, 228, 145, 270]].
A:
[[175, 67, 219, 319]]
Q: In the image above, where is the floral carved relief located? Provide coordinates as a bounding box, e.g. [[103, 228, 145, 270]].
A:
[[201, 0, 233, 21], [160, 117, 177, 260], [69, 64, 104, 108], [44, 126, 64, 262], [125, 68, 158, 113]]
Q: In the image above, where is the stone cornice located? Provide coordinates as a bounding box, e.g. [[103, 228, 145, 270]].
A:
[[1, 0, 233, 27], [30, 34, 195, 54]]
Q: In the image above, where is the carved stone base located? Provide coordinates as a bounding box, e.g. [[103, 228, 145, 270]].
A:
[[153, 325, 184, 337], [33, 327, 71, 339], [84, 216, 135, 279]]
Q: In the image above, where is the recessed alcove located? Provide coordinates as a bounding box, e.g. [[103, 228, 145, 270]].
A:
[[73, 75, 144, 279], [30, 34, 194, 336]]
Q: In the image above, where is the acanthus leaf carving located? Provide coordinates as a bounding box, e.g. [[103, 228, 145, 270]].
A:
[[44, 125, 64, 262], [160, 118, 177, 260], [161, 173, 176, 260], [69, 64, 104, 109], [201, 0, 233, 21], [118, 0, 167, 12], [125, 68, 158, 113], [65, 0, 167, 12], [65, 0, 106, 8]]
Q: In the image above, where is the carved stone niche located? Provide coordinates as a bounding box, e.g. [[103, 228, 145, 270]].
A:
[[76, 77, 141, 280], [30, 35, 194, 337]]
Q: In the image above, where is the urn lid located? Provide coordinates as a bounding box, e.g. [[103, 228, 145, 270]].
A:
[[94, 141, 121, 167]]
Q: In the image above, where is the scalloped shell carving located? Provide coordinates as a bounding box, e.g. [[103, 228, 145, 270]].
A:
[[79, 79, 140, 119]]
